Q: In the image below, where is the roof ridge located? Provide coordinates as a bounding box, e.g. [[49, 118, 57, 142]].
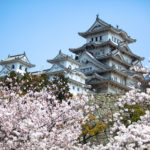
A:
[[9, 53, 25, 58]]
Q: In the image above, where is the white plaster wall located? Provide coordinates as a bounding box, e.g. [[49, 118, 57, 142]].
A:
[[86, 32, 109, 43], [86, 31, 125, 45], [49, 72, 86, 95], [63, 61, 79, 69], [122, 54, 132, 64], [67, 72, 85, 84], [92, 47, 110, 57], [68, 83, 86, 95], [109, 33, 123, 45], [110, 73, 126, 85], [50, 64, 62, 72], [80, 63, 99, 73], [0, 67, 11, 77], [50, 61, 79, 72], [107, 60, 127, 70], [7, 63, 28, 74]]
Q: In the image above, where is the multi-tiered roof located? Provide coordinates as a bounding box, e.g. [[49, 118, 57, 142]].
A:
[[69, 15, 144, 93]]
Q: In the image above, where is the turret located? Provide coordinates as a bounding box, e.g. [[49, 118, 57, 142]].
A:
[[0, 52, 35, 77]]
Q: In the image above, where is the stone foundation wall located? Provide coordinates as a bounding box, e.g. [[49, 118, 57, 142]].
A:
[[86, 93, 121, 145]]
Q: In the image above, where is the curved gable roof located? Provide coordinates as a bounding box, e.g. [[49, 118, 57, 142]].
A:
[[78, 16, 136, 43]]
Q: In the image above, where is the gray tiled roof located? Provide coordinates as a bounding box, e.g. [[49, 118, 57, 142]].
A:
[[0, 52, 35, 68]]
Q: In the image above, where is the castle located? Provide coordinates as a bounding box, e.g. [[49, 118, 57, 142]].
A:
[[0, 15, 144, 95]]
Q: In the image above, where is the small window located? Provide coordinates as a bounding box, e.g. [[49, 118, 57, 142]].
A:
[[100, 36, 102, 41], [73, 86, 75, 90], [95, 37, 98, 41], [19, 65, 22, 70], [77, 88, 80, 91], [85, 60, 89, 64], [25, 68, 27, 72], [75, 56, 78, 60], [12, 65, 15, 69], [91, 38, 93, 42]]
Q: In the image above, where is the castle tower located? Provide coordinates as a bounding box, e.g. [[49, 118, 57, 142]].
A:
[[69, 15, 144, 93], [46, 50, 88, 95], [0, 52, 35, 77]]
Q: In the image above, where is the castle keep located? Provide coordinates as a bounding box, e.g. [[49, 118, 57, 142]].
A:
[[70, 15, 144, 93], [0, 16, 144, 94]]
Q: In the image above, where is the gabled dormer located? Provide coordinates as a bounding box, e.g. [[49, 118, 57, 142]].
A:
[[78, 15, 136, 44], [0, 52, 35, 77], [47, 50, 81, 71]]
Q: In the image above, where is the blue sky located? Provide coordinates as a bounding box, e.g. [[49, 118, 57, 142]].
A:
[[0, 0, 150, 71]]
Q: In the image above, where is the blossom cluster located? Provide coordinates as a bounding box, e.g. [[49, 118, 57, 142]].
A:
[[0, 77, 95, 150], [0, 63, 150, 149]]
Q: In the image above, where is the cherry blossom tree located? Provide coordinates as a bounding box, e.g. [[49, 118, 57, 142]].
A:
[[0, 60, 150, 149], [0, 77, 96, 149]]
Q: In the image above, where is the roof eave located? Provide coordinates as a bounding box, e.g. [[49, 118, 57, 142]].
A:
[[110, 28, 136, 43], [69, 40, 117, 54], [0, 60, 35, 68], [78, 32, 86, 38], [47, 58, 81, 66], [90, 80, 131, 90], [28, 64, 35, 68]]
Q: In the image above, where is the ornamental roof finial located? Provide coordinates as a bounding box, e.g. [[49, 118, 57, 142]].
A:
[[59, 49, 61, 54], [96, 14, 99, 20]]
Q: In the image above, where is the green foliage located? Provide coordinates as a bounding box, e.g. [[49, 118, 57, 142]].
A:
[[21, 72, 50, 94], [78, 94, 121, 145], [51, 74, 72, 102], [79, 114, 106, 144], [121, 104, 146, 126], [1, 71, 72, 102], [1, 71, 50, 94]]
